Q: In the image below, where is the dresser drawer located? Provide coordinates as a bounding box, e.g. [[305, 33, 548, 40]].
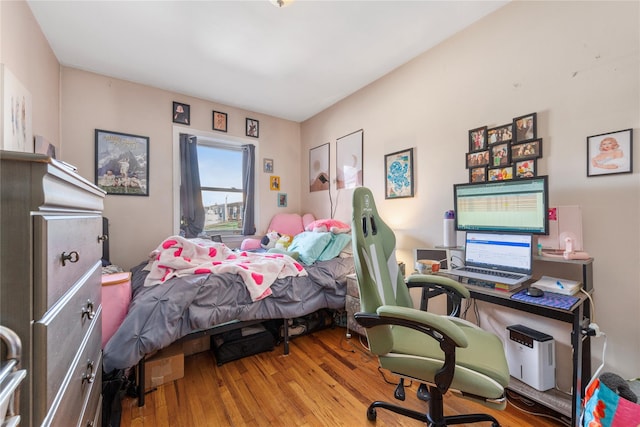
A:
[[33, 264, 101, 413], [33, 215, 103, 317], [42, 312, 102, 427]]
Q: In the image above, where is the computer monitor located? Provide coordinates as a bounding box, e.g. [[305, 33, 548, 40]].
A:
[[453, 176, 549, 235]]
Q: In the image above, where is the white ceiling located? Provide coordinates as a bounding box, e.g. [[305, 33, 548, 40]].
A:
[[28, 0, 507, 122]]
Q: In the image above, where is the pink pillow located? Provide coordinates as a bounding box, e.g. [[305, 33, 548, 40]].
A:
[[268, 213, 305, 237], [240, 238, 262, 251], [305, 219, 351, 234]]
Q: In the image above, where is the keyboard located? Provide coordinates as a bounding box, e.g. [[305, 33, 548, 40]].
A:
[[459, 267, 522, 280]]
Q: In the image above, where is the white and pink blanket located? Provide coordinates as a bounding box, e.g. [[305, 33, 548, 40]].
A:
[[143, 236, 307, 301]]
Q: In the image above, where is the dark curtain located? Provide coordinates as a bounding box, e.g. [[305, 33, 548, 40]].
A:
[[179, 134, 205, 237], [241, 144, 256, 235]]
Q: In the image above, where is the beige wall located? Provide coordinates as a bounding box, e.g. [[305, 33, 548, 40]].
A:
[[4, 0, 640, 385], [60, 68, 301, 270], [301, 1, 640, 381]]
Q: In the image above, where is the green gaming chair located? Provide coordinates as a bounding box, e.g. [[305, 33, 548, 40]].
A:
[[351, 187, 510, 426]]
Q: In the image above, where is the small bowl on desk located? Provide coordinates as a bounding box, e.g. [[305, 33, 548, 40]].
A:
[[415, 259, 441, 274]]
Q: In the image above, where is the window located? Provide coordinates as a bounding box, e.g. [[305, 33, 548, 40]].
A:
[[197, 142, 244, 233]]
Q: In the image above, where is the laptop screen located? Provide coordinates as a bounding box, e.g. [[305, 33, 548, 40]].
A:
[[464, 232, 533, 274]]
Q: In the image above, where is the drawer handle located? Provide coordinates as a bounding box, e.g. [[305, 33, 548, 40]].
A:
[[61, 251, 80, 266], [98, 234, 108, 243], [82, 300, 95, 320], [82, 360, 95, 384]]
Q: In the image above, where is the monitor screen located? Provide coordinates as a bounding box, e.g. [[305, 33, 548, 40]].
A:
[[453, 176, 549, 235]]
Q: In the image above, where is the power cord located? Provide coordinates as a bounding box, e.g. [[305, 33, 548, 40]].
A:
[[506, 390, 571, 426]]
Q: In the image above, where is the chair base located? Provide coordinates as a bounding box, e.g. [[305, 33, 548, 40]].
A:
[[366, 386, 500, 427]]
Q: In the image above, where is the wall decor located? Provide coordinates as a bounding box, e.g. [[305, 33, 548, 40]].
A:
[[263, 158, 274, 173], [246, 118, 259, 138], [466, 150, 490, 168], [309, 143, 330, 192], [515, 159, 536, 178], [469, 126, 487, 152], [384, 148, 414, 199], [1, 64, 33, 152], [212, 111, 227, 132], [512, 138, 543, 161], [172, 102, 190, 125], [513, 112, 537, 143], [488, 166, 513, 181], [587, 128, 633, 177], [487, 123, 512, 144], [278, 192, 288, 207], [95, 129, 149, 196], [270, 175, 280, 191], [469, 166, 487, 183], [336, 129, 363, 189], [490, 142, 510, 167]]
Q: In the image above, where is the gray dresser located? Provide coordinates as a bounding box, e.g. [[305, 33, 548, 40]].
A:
[[0, 152, 106, 426]]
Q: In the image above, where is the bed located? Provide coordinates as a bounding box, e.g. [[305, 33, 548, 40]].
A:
[[102, 232, 354, 403]]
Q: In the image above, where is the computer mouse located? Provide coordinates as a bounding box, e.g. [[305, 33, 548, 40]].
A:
[[525, 287, 544, 297]]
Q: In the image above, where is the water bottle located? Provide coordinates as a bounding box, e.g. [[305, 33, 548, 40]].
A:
[[443, 210, 456, 248]]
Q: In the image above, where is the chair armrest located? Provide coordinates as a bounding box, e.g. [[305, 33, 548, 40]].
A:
[[376, 305, 468, 348], [406, 274, 469, 316]]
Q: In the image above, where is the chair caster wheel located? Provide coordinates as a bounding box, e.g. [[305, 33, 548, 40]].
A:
[[367, 407, 377, 421]]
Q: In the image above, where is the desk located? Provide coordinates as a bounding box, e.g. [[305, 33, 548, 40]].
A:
[[419, 257, 593, 427]]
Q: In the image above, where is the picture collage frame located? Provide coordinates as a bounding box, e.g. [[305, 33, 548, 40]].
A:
[[466, 112, 542, 182]]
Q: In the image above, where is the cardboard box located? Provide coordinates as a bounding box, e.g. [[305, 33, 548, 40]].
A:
[[183, 335, 211, 356], [144, 343, 184, 391]]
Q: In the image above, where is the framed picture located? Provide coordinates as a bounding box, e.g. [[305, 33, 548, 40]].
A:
[[469, 126, 487, 152], [488, 166, 513, 181], [587, 128, 633, 177], [513, 112, 537, 143], [490, 142, 510, 167], [270, 175, 280, 191], [2, 64, 33, 152], [515, 159, 537, 179], [95, 129, 149, 196], [336, 129, 363, 189], [246, 118, 259, 138], [309, 143, 330, 192], [469, 166, 487, 183], [384, 148, 414, 199], [172, 101, 190, 125], [487, 123, 512, 145], [263, 158, 274, 173], [212, 111, 227, 132], [466, 150, 489, 168], [512, 138, 543, 161], [278, 192, 288, 207]]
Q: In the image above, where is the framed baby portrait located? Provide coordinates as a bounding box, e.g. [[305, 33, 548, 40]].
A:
[[587, 129, 633, 177]]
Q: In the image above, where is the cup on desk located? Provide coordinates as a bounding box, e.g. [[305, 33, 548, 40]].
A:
[[415, 259, 440, 274]]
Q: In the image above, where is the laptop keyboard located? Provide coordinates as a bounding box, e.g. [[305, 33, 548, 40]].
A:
[[460, 267, 522, 280]]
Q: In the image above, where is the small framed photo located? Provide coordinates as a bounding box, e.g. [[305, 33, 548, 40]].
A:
[[263, 158, 274, 173], [490, 142, 510, 167], [469, 166, 487, 183], [488, 166, 513, 181], [246, 118, 259, 138], [513, 112, 537, 143], [512, 138, 543, 161], [278, 192, 288, 208], [212, 111, 227, 132], [515, 159, 537, 179], [469, 126, 488, 152], [173, 102, 190, 125], [384, 148, 414, 199], [587, 128, 633, 176], [270, 175, 280, 191], [487, 123, 513, 144], [466, 150, 490, 168]]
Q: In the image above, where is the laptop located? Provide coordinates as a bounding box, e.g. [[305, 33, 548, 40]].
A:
[[451, 232, 533, 286]]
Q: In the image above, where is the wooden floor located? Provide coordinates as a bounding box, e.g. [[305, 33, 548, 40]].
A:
[[119, 327, 568, 427]]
